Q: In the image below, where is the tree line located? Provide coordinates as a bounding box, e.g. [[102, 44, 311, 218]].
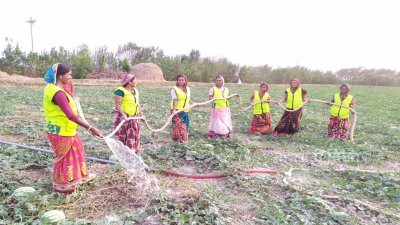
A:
[[0, 39, 399, 86]]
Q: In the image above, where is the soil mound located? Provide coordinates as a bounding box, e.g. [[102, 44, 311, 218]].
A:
[[0, 71, 40, 85]]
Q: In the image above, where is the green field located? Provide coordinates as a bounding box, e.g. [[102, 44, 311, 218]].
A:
[[0, 83, 399, 224]]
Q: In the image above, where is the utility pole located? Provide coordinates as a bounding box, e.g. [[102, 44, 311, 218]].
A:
[[26, 17, 36, 52]]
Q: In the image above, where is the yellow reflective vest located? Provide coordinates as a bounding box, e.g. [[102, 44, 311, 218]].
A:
[[286, 87, 303, 110], [253, 91, 270, 115], [170, 86, 191, 112], [43, 83, 78, 136], [116, 86, 140, 116], [331, 93, 353, 119], [212, 87, 229, 109]]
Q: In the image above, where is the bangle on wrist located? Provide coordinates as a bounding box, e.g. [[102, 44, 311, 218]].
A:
[[88, 126, 92, 131]]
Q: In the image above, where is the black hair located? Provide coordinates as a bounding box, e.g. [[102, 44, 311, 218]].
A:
[[57, 64, 71, 76]]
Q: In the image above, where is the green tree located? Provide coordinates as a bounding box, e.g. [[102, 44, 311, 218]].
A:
[[154, 55, 177, 81], [94, 46, 108, 72], [189, 49, 201, 62], [71, 45, 93, 79], [121, 58, 131, 73], [240, 65, 271, 83], [213, 58, 239, 83], [0, 43, 26, 75], [25, 52, 39, 77]]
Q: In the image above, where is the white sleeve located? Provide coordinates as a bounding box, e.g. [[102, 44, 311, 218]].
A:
[[208, 88, 214, 96], [171, 89, 178, 100]]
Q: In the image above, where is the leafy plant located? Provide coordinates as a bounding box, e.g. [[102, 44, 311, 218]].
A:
[[71, 45, 94, 79], [120, 58, 131, 73]]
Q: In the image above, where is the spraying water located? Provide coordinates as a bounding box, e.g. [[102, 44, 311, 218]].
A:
[[76, 98, 159, 194], [104, 137, 159, 195]]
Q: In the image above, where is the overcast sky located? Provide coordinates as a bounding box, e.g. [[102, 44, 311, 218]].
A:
[[1, 0, 399, 72]]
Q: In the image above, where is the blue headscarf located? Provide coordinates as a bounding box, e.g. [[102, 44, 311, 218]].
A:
[[44, 64, 59, 84]]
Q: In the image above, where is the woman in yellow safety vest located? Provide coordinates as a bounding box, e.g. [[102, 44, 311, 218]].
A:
[[249, 82, 273, 134], [43, 64, 102, 193], [171, 74, 191, 142], [274, 78, 308, 136], [327, 84, 355, 141], [113, 74, 142, 154], [208, 76, 233, 138]]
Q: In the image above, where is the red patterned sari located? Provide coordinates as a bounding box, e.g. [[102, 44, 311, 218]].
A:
[[249, 113, 272, 134], [47, 133, 94, 193], [172, 112, 189, 142], [328, 117, 349, 140], [113, 111, 141, 154], [274, 110, 303, 136]]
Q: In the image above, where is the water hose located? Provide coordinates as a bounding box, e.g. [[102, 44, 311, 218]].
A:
[[161, 170, 227, 179], [106, 94, 356, 143], [0, 94, 355, 178], [0, 140, 116, 164], [75, 98, 280, 179], [0, 140, 279, 179], [0, 93, 356, 182], [308, 98, 356, 143], [161, 168, 278, 179]]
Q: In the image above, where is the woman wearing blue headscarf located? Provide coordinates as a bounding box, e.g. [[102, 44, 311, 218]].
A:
[[43, 63, 102, 193]]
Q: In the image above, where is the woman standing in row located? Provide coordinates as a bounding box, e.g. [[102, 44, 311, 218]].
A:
[[113, 74, 142, 154], [274, 78, 307, 136], [328, 84, 355, 141], [249, 82, 273, 135], [208, 76, 233, 138], [43, 64, 102, 193], [170, 75, 191, 142]]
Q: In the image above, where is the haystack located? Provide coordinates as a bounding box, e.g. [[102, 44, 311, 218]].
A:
[[130, 63, 165, 81]]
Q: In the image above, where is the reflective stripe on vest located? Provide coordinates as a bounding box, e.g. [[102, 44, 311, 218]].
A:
[[43, 83, 78, 136], [116, 86, 139, 116], [212, 87, 229, 109], [170, 86, 191, 112], [253, 91, 270, 114], [286, 87, 303, 110], [331, 93, 353, 119]]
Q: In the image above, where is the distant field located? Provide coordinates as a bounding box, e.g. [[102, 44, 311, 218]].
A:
[[0, 83, 399, 224]]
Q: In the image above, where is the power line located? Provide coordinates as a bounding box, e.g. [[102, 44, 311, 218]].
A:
[[26, 17, 36, 52]]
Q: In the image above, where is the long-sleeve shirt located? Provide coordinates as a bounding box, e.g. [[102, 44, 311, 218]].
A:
[[52, 91, 79, 123]]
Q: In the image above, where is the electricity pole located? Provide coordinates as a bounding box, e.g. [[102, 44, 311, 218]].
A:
[[26, 17, 36, 52]]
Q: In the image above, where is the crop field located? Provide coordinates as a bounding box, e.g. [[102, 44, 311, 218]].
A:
[[0, 82, 399, 224]]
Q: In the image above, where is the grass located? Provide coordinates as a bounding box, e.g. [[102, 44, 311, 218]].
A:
[[0, 82, 399, 224]]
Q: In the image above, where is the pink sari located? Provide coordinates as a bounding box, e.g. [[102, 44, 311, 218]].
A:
[[47, 133, 93, 193], [208, 108, 233, 138]]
